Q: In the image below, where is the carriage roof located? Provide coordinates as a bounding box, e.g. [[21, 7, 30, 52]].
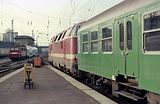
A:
[[79, 0, 158, 31]]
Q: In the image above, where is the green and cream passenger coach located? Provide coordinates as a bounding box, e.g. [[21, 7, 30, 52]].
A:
[[78, 0, 160, 103]]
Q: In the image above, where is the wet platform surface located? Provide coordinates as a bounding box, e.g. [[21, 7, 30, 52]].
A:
[[0, 66, 100, 104]]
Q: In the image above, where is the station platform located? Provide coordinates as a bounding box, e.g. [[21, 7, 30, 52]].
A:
[[0, 65, 117, 104]]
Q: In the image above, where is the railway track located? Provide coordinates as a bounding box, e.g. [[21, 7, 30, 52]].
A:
[[0, 57, 11, 65], [0, 58, 34, 77]]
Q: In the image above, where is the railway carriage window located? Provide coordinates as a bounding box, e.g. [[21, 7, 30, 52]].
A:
[[83, 34, 88, 42], [102, 27, 112, 38], [91, 31, 98, 40], [143, 10, 160, 52], [82, 34, 88, 52], [127, 21, 132, 50], [144, 11, 160, 31], [91, 41, 98, 52], [83, 43, 88, 52], [144, 31, 160, 51], [91, 31, 98, 52], [102, 26, 112, 52], [119, 23, 124, 50]]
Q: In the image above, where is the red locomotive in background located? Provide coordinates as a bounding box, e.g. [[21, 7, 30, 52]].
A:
[[9, 44, 38, 61]]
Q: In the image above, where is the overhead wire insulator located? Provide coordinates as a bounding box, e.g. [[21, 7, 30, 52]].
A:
[[30, 21, 32, 26], [47, 17, 49, 28], [1, 21, 3, 26]]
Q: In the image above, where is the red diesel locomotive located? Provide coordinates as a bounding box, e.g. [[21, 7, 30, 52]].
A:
[[48, 24, 79, 75]]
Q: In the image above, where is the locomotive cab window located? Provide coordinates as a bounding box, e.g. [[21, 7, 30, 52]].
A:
[[102, 26, 112, 52], [11, 48, 14, 51], [91, 31, 98, 52], [82, 33, 88, 52], [15, 48, 19, 51], [143, 10, 160, 52]]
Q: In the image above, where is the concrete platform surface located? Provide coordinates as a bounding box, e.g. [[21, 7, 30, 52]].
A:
[[49, 66, 117, 104], [0, 66, 99, 104]]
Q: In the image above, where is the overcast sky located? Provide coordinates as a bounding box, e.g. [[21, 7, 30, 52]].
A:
[[0, 0, 123, 46]]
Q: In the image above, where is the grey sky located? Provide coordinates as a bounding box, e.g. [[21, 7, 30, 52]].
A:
[[0, 0, 123, 46]]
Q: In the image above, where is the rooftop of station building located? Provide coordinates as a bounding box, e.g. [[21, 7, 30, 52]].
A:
[[14, 35, 35, 41]]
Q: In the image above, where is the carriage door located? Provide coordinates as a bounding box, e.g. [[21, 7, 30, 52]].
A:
[[115, 13, 139, 77]]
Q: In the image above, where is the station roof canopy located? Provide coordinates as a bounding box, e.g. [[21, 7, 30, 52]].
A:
[[14, 35, 35, 41]]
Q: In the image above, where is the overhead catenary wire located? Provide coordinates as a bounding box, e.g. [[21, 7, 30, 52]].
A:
[[1, 1, 123, 34], [0, 0, 84, 37], [0, 0, 92, 30], [3, 0, 83, 21]]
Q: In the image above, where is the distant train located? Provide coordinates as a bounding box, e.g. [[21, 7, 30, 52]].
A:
[[49, 0, 160, 104], [26, 46, 38, 58], [9, 44, 38, 61]]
